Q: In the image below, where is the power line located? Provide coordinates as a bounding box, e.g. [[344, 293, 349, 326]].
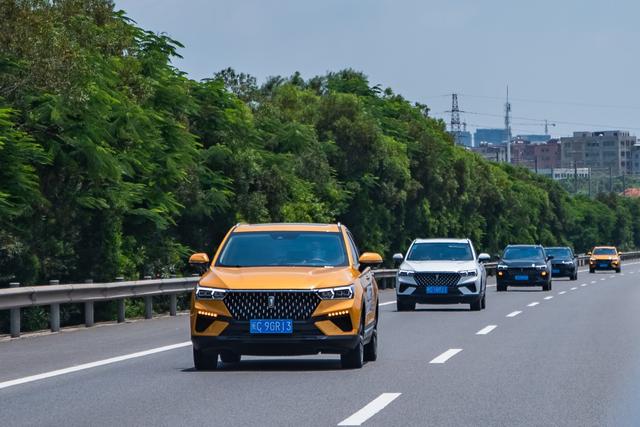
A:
[[458, 93, 640, 112]]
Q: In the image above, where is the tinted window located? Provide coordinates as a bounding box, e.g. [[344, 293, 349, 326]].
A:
[[593, 248, 616, 255], [503, 246, 544, 260], [407, 243, 474, 261], [217, 232, 348, 267], [545, 248, 572, 258], [346, 231, 360, 265]]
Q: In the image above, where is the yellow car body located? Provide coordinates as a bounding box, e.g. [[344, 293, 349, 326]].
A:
[[188, 223, 382, 370], [588, 246, 621, 273]]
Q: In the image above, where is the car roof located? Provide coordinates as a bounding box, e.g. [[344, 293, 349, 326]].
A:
[[233, 223, 342, 233], [505, 244, 543, 248], [412, 238, 470, 244], [545, 246, 572, 250], [593, 245, 617, 249]]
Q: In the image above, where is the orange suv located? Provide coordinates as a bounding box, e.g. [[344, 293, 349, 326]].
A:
[[588, 246, 621, 273], [189, 223, 383, 370]]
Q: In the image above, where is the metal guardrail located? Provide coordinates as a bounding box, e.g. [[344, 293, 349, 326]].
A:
[[2, 251, 639, 338]]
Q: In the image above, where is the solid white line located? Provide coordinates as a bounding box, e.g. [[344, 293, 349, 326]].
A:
[[476, 325, 497, 335], [0, 342, 192, 390], [559, 291, 566, 295], [378, 301, 396, 306], [544, 296, 553, 300], [527, 302, 539, 307], [506, 311, 522, 318], [430, 348, 463, 364], [338, 393, 402, 426], [570, 287, 578, 291]]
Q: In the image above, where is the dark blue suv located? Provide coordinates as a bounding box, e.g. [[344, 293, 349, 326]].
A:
[[496, 245, 553, 292]]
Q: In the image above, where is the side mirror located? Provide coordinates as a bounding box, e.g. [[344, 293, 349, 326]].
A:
[[478, 253, 491, 263], [189, 253, 210, 275], [547, 255, 554, 261], [392, 253, 404, 265], [587, 252, 592, 256], [358, 252, 383, 271]]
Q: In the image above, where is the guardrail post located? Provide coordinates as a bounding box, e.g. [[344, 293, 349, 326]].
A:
[[84, 302, 94, 327], [144, 296, 153, 319], [169, 294, 177, 316], [49, 280, 60, 332], [115, 276, 125, 323], [9, 282, 20, 338]]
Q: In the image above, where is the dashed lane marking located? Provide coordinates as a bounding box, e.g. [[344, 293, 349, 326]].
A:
[[544, 296, 553, 300], [378, 301, 396, 307], [430, 349, 463, 364], [581, 284, 587, 287], [506, 311, 522, 318], [591, 280, 597, 284], [559, 291, 567, 295], [570, 287, 578, 291], [527, 302, 539, 307], [0, 342, 192, 390], [338, 393, 402, 426], [476, 325, 497, 335]]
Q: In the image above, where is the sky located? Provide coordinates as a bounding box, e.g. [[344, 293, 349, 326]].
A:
[[116, 0, 640, 139]]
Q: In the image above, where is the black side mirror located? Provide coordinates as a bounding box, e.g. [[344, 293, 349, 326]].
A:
[[392, 253, 404, 266]]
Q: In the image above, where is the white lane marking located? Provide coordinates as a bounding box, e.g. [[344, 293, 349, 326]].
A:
[[338, 393, 402, 426], [487, 284, 496, 288], [570, 287, 578, 291], [430, 348, 463, 364], [527, 302, 539, 307], [544, 296, 553, 300], [559, 291, 567, 295], [0, 342, 192, 390], [600, 278, 606, 281], [378, 301, 396, 306], [506, 311, 522, 318], [581, 284, 587, 287], [591, 280, 597, 284], [476, 325, 497, 335]]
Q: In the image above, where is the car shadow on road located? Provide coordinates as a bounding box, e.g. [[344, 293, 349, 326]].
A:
[[181, 358, 345, 372], [408, 307, 471, 312]]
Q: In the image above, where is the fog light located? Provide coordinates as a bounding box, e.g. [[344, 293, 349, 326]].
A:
[[541, 271, 547, 277], [328, 310, 350, 318], [197, 310, 218, 318], [497, 271, 504, 277]]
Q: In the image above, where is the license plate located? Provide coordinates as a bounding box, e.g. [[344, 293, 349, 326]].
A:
[[250, 319, 293, 334], [599, 263, 608, 268], [426, 286, 448, 294], [515, 275, 528, 281], [552, 269, 560, 274]]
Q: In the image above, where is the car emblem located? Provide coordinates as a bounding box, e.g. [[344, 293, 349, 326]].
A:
[[267, 295, 276, 309], [435, 274, 439, 281]]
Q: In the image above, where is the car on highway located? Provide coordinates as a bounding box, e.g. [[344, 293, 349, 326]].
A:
[[545, 246, 578, 280], [188, 223, 383, 370], [588, 246, 621, 273], [393, 238, 490, 311], [496, 244, 552, 291]]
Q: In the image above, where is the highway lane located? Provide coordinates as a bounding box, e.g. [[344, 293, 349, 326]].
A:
[[1, 264, 640, 426]]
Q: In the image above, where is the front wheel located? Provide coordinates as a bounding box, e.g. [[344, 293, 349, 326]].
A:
[[220, 351, 241, 364], [616, 268, 621, 273], [397, 297, 415, 311], [497, 284, 507, 292], [543, 281, 552, 291], [341, 322, 364, 369], [589, 268, 595, 274], [470, 297, 482, 311], [363, 327, 377, 362], [571, 272, 578, 281], [193, 348, 218, 371], [481, 292, 486, 309]]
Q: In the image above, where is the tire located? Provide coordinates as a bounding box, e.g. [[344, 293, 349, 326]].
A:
[[220, 351, 241, 364], [497, 284, 507, 292], [193, 347, 218, 371], [616, 268, 621, 273], [341, 318, 364, 369], [589, 268, 595, 274], [571, 272, 578, 281], [481, 292, 486, 309], [396, 297, 415, 311], [470, 296, 482, 311], [543, 281, 552, 291], [363, 327, 377, 362]]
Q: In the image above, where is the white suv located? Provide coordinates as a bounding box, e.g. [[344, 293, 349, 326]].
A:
[[393, 238, 490, 311]]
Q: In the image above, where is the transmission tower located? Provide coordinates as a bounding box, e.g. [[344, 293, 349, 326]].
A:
[[505, 87, 511, 163], [450, 93, 462, 144]]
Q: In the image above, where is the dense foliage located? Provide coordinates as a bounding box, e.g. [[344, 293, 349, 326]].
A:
[[1, 0, 639, 288]]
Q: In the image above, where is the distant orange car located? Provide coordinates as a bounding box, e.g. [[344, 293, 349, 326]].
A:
[[588, 246, 621, 273], [188, 223, 383, 370]]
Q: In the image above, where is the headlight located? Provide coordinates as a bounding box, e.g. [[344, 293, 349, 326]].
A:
[[317, 285, 354, 300], [398, 270, 415, 277], [589, 258, 596, 263], [459, 269, 478, 277], [497, 264, 508, 270], [195, 285, 226, 300]]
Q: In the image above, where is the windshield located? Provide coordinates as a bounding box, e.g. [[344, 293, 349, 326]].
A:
[[593, 248, 616, 255], [503, 246, 545, 260], [545, 248, 572, 258], [216, 231, 348, 267], [406, 242, 474, 261]]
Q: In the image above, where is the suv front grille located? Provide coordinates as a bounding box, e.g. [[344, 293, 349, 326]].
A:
[[223, 291, 320, 320], [414, 272, 461, 287]]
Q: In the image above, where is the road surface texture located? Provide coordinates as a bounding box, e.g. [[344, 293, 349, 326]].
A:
[[2, 263, 640, 426]]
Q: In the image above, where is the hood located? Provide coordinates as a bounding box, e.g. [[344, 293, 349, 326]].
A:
[[401, 260, 477, 272], [591, 254, 619, 260], [500, 258, 546, 268], [199, 266, 356, 290]]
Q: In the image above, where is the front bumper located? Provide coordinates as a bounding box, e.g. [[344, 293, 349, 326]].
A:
[[496, 269, 549, 286], [551, 264, 576, 277], [590, 260, 619, 270], [395, 277, 482, 305]]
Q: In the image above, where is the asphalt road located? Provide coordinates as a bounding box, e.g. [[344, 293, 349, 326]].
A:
[[2, 263, 640, 426]]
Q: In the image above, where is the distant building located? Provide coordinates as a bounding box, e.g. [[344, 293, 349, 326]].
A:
[[455, 131, 473, 147], [560, 130, 636, 175], [632, 143, 640, 175], [622, 188, 640, 197], [474, 128, 507, 146], [538, 168, 591, 180], [471, 144, 507, 162], [516, 134, 551, 143], [510, 139, 561, 170]]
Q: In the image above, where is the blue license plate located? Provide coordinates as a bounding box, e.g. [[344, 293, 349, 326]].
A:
[[250, 319, 293, 334], [426, 286, 448, 294], [552, 269, 560, 274], [599, 263, 608, 268], [515, 275, 528, 281]]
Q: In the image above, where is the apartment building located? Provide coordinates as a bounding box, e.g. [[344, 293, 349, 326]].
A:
[[560, 131, 636, 175]]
